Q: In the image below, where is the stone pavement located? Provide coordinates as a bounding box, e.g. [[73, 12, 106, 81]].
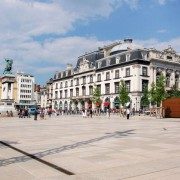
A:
[[0, 115, 180, 179]]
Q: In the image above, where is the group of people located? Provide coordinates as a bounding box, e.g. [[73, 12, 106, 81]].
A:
[[80, 107, 132, 119], [34, 107, 53, 120], [82, 108, 93, 118], [18, 108, 30, 118], [81, 107, 121, 118], [6, 110, 13, 117], [14, 105, 141, 121]]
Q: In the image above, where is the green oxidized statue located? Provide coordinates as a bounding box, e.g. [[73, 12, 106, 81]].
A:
[[3, 59, 13, 75]]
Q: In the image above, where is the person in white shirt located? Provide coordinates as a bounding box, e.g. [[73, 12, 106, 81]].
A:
[[126, 108, 130, 119]]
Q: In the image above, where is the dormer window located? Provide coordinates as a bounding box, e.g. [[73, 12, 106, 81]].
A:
[[98, 61, 101, 68], [116, 57, 120, 64], [107, 59, 110, 66], [167, 56, 172, 60], [126, 54, 130, 61]]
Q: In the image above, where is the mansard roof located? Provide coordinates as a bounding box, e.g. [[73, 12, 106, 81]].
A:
[[74, 50, 104, 71], [50, 39, 180, 82]]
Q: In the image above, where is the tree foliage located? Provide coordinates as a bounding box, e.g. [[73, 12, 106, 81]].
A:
[[149, 82, 156, 106], [156, 74, 166, 106], [141, 86, 150, 108], [91, 85, 102, 106], [149, 74, 166, 107], [119, 80, 129, 107]]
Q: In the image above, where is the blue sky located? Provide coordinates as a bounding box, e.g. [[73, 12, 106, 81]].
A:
[[0, 0, 179, 84]]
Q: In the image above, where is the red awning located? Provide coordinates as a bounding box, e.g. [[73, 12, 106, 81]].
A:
[[104, 102, 110, 107]]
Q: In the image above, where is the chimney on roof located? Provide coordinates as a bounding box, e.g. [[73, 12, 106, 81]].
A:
[[124, 38, 133, 43]]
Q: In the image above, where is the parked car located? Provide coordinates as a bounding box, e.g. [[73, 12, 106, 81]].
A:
[[28, 108, 38, 115]]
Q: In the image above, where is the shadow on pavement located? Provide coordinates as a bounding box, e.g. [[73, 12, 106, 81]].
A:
[[0, 129, 135, 167], [0, 141, 18, 149]]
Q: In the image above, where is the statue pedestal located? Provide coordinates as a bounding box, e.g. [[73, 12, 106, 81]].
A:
[[0, 99, 16, 113], [0, 74, 16, 113]]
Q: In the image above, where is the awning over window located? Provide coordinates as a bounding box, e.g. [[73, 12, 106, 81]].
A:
[[104, 101, 110, 107]]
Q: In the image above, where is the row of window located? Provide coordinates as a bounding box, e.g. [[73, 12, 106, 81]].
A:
[[54, 80, 149, 99], [96, 51, 146, 69], [20, 84, 32, 88], [55, 67, 148, 89], [165, 75, 179, 88], [156, 73, 179, 88], [20, 95, 32, 98], [20, 90, 32, 93], [19, 100, 31, 104], [21, 79, 32, 83]]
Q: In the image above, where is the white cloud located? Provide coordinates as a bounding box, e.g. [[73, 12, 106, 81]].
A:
[[136, 37, 180, 53], [0, 0, 137, 39], [0, 0, 141, 81], [0, 36, 111, 75], [0, 0, 178, 83], [0, 0, 141, 39]]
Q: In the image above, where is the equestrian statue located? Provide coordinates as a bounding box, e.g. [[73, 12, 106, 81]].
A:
[[3, 59, 13, 75]]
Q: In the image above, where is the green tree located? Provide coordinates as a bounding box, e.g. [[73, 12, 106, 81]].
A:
[[119, 80, 129, 107], [91, 85, 102, 107], [149, 82, 156, 106], [141, 86, 150, 108], [150, 74, 166, 107], [156, 74, 166, 106]]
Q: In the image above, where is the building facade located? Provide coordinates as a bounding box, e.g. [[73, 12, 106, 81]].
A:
[[16, 73, 35, 108], [34, 84, 41, 107], [49, 39, 180, 111]]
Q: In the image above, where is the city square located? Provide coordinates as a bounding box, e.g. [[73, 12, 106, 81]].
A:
[[0, 0, 180, 180], [1, 115, 180, 179]]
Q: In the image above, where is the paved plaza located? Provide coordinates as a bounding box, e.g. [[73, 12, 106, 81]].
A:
[[0, 115, 180, 179]]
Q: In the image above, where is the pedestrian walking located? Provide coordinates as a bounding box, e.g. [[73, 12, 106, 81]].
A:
[[82, 109, 85, 118], [132, 107, 135, 116], [107, 108, 110, 118], [126, 108, 130, 119], [34, 109, 38, 121], [89, 108, 93, 118]]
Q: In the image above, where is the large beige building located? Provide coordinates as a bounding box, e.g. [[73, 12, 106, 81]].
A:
[[44, 39, 180, 111]]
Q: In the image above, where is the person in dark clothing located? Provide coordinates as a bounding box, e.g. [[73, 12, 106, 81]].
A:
[[89, 108, 93, 118], [34, 109, 38, 121]]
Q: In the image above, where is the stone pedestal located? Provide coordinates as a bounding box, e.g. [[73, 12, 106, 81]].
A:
[[0, 99, 16, 112], [0, 74, 16, 113]]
